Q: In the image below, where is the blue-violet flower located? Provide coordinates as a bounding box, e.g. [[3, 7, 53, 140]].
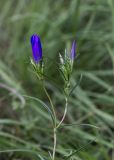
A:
[[30, 34, 42, 63]]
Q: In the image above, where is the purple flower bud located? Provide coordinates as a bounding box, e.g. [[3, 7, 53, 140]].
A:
[[70, 40, 76, 60], [30, 34, 42, 63]]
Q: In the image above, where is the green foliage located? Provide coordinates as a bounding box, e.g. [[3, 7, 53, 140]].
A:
[[0, 0, 114, 159]]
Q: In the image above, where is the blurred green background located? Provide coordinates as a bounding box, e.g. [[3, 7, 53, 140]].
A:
[[0, 0, 114, 159]]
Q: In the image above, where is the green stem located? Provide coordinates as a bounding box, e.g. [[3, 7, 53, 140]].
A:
[[42, 82, 56, 127], [42, 82, 57, 160], [52, 128, 57, 160], [42, 81, 69, 160]]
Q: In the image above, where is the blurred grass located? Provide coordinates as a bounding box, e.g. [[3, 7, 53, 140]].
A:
[[0, 0, 114, 159]]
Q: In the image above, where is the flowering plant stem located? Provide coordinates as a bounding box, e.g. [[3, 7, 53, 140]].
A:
[[52, 128, 57, 160], [42, 82, 57, 160], [42, 82, 56, 127], [42, 81, 68, 160]]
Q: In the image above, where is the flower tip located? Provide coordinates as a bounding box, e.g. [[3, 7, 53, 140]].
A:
[[30, 34, 41, 45]]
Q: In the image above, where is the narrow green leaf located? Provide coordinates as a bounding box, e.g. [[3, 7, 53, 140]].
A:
[[64, 139, 96, 160], [69, 74, 82, 96], [23, 95, 55, 125]]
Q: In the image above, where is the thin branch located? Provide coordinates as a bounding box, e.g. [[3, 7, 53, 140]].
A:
[[56, 97, 68, 129]]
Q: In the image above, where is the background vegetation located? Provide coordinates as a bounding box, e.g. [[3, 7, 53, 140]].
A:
[[0, 0, 114, 159]]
